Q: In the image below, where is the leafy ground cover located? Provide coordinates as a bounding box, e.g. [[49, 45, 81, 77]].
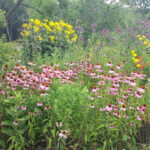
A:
[[0, 18, 150, 150]]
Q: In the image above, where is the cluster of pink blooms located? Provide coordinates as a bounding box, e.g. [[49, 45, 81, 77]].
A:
[[0, 61, 149, 129], [0, 63, 80, 96]]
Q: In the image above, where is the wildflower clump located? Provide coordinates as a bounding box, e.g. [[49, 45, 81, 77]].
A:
[[20, 19, 78, 61], [136, 34, 150, 48], [131, 50, 147, 70]]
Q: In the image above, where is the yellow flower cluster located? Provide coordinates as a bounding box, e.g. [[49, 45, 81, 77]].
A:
[[131, 50, 141, 68], [131, 50, 139, 62], [21, 19, 78, 43], [136, 34, 150, 48]]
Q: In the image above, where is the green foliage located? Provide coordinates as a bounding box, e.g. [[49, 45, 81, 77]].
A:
[[0, 9, 5, 28], [27, 0, 57, 19], [0, 0, 27, 40], [0, 38, 20, 69]]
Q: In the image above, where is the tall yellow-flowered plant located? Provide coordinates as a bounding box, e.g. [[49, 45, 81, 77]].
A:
[[20, 19, 78, 61]]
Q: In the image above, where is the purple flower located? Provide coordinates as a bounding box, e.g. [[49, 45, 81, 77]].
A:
[[101, 29, 109, 35], [91, 23, 97, 32], [115, 28, 121, 32], [75, 26, 85, 33], [110, 125, 115, 128], [127, 27, 133, 31], [146, 22, 150, 26], [21, 106, 27, 111]]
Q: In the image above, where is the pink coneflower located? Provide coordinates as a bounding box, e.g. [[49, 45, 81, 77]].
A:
[[98, 80, 105, 85], [109, 68, 115, 74], [122, 94, 128, 99], [110, 125, 115, 128], [135, 91, 142, 98], [56, 122, 62, 127], [8, 94, 14, 99], [120, 105, 126, 111], [137, 115, 142, 120], [142, 104, 147, 110], [21, 106, 27, 111], [95, 63, 101, 68], [129, 106, 134, 110], [107, 62, 113, 67], [92, 86, 99, 93], [90, 104, 95, 109], [13, 120, 18, 125], [130, 122, 134, 127], [97, 95, 102, 98], [0, 123, 3, 126], [113, 81, 120, 87], [106, 104, 113, 112], [40, 91, 47, 96], [59, 130, 68, 139], [100, 107, 106, 111], [116, 64, 121, 70], [114, 107, 118, 111], [109, 86, 118, 92], [34, 112, 38, 116], [37, 101, 42, 107], [137, 86, 146, 93], [28, 112, 32, 115], [113, 112, 120, 116], [44, 105, 51, 110], [28, 62, 35, 66], [129, 79, 136, 87]]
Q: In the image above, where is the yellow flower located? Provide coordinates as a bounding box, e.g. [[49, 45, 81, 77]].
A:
[[134, 59, 139, 63], [50, 36, 55, 42], [65, 30, 70, 34], [139, 37, 142, 41], [132, 57, 135, 61], [131, 50, 135, 54], [22, 24, 28, 28], [34, 26, 39, 33], [38, 36, 42, 40], [133, 53, 137, 57], [20, 32, 25, 37], [142, 35, 146, 39], [49, 21, 55, 27], [144, 41, 148, 45], [29, 19, 34, 23], [57, 26, 62, 31], [137, 64, 141, 68], [66, 35, 69, 39], [136, 35, 140, 38], [25, 31, 30, 36], [148, 44, 150, 48], [43, 19, 48, 22], [71, 34, 78, 42]]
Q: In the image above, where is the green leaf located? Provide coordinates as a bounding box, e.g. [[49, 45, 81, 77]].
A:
[[122, 134, 128, 141], [0, 139, 6, 148], [85, 134, 87, 144], [51, 129, 55, 138], [47, 137, 52, 149], [2, 120, 13, 125], [1, 127, 16, 136]]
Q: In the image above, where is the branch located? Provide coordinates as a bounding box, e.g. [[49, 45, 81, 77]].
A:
[[20, 3, 44, 15], [6, 0, 24, 20]]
